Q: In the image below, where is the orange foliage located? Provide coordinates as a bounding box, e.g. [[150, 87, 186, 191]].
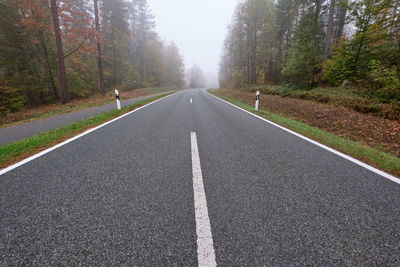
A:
[[13, 0, 104, 71]]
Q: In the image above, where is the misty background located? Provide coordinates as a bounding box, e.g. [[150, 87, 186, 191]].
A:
[[148, 0, 238, 88]]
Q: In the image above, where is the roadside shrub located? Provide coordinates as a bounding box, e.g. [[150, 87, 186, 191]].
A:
[[0, 81, 24, 115], [368, 60, 400, 100], [256, 69, 265, 85], [232, 70, 247, 89], [67, 64, 91, 99], [323, 57, 351, 86], [353, 102, 381, 114], [322, 40, 359, 87]]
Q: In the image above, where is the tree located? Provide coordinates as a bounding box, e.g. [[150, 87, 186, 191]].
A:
[[282, 11, 323, 87], [335, 0, 348, 41], [324, 0, 399, 99], [325, 0, 335, 59], [101, 0, 129, 86], [94, 0, 105, 95], [50, 0, 69, 104], [164, 42, 185, 87], [135, 0, 155, 82]]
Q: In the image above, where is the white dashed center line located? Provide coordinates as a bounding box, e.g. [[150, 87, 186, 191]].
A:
[[191, 132, 217, 266]]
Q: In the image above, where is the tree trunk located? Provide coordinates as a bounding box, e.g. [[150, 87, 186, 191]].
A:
[[325, 0, 335, 59], [50, 0, 69, 104], [253, 29, 257, 84], [247, 33, 250, 83], [312, 0, 322, 86], [355, 14, 371, 66], [143, 54, 146, 81], [336, 0, 348, 41], [39, 30, 58, 99], [111, 33, 117, 86], [94, 0, 105, 95], [313, 0, 321, 45], [285, 1, 292, 63]]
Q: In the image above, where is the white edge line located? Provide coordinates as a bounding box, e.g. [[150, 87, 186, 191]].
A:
[[206, 91, 400, 184], [191, 131, 217, 267], [0, 93, 176, 176]]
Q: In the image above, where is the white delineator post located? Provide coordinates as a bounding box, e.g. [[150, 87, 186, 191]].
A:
[[115, 89, 121, 110], [255, 90, 260, 111]]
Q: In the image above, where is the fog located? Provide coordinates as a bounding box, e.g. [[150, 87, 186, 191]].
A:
[[148, 0, 239, 88]]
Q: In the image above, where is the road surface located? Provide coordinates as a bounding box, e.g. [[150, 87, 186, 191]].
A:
[[1, 89, 399, 266], [0, 91, 175, 146]]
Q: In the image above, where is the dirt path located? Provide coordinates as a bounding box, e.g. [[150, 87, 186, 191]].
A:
[[217, 89, 400, 157]]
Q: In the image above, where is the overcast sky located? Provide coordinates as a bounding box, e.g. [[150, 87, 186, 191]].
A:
[[147, 0, 239, 86]]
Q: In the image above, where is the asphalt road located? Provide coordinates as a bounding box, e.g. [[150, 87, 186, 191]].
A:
[[1, 89, 399, 266], [0, 91, 174, 146]]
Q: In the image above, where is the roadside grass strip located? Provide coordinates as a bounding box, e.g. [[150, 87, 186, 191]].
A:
[[0, 93, 174, 170], [210, 91, 400, 178]]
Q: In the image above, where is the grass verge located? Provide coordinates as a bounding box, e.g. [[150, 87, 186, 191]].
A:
[[210, 91, 400, 177], [0, 93, 173, 170]]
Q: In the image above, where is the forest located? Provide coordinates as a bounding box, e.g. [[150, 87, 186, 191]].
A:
[[0, 0, 185, 114], [219, 0, 400, 102]]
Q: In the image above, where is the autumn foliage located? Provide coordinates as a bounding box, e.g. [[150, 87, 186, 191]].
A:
[[0, 0, 185, 113]]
